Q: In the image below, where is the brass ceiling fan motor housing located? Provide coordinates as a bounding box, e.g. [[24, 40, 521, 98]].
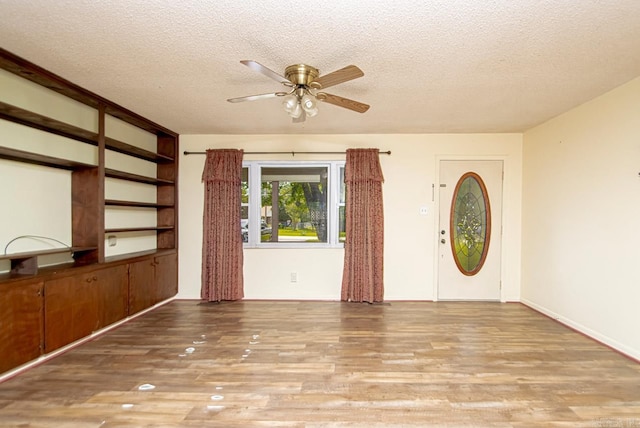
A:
[[227, 60, 369, 115], [285, 64, 320, 87]]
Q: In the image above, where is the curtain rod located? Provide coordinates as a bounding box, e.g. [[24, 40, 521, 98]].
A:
[[183, 150, 391, 156]]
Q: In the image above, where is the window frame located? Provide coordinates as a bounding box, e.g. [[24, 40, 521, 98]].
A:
[[243, 160, 345, 249]]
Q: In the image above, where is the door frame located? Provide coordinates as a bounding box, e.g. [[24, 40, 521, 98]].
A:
[[433, 155, 510, 302]]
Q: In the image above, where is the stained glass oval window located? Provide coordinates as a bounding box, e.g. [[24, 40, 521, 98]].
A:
[[450, 172, 491, 276]]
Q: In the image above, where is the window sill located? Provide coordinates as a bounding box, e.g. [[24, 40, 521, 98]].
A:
[[243, 243, 344, 250]]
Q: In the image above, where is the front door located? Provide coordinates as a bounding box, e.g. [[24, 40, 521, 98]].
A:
[[438, 160, 503, 300]]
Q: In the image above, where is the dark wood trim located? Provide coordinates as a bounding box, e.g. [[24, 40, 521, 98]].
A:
[[71, 168, 100, 265], [104, 226, 174, 233], [104, 200, 173, 208], [96, 103, 106, 262]]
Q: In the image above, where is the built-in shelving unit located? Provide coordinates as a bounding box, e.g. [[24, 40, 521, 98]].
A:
[[0, 47, 180, 373], [0, 47, 179, 265]]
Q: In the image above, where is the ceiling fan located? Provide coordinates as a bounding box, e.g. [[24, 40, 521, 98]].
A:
[[227, 60, 369, 123]]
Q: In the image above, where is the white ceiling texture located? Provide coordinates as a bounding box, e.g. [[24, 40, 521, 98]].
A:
[[1, 0, 640, 135]]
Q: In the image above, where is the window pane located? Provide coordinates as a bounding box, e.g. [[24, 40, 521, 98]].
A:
[[241, 167, 249, 242], [451, 172, 491, 275], [339, 205, 346, 243], [339, 166, 346, 204], [261, 166, 328, 243], [241, 167, 249, 204]]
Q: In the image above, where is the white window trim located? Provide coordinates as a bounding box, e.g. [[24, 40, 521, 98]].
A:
[[243, 160, 345, 249]]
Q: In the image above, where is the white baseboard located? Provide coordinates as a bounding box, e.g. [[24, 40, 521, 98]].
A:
[[521, 298, 640, 362]]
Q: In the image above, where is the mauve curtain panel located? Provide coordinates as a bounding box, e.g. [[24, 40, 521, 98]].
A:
[[201, 149, 244, 301], [341, 148, 385, 303]]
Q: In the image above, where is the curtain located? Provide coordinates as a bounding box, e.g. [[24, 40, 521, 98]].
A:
[[341, 148, 385, 303], [201, 149, 244, 301]]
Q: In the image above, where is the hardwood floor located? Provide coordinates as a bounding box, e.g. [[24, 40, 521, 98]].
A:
[[0, 300, 639, 427]]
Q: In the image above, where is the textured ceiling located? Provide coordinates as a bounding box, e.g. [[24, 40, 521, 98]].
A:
[[1, 0, 640, 135]]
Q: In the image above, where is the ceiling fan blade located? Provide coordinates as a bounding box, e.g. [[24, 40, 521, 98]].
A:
[[313, 65, 364, 89], [227, 92, 287, 103], [317, 92, 370, 113], [240, 60, 291, 85]]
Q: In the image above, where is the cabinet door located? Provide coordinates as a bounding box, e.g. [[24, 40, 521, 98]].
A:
[[44, 272, 98, 353], [155, 253, 178, 303], [0, 280, 43, 373], [95, 265, 128, 329], [128, 259, 156, 315]]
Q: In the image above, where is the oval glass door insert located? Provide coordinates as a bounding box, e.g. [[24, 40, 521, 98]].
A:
[[450, 172, 491, 276]]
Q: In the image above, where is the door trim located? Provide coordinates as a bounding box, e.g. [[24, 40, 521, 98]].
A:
[[434, 155, 509, 302]]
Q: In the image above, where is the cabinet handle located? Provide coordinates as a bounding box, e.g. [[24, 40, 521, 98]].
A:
[[86, 277, 92, 283]]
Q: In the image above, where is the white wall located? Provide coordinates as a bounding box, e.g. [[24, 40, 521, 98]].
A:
[[179, 134, 522, 301], [522, 76, 640, 360]]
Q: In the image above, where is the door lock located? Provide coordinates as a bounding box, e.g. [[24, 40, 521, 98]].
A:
[[440, 238, 446, 244], [440, 230, 446, 235]]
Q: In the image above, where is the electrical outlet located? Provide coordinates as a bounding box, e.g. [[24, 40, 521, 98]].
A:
[[419, 206, 428, 216], [290, 272, 297, 283]]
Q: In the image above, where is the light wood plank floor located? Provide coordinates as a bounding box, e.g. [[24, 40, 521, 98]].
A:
[[0, 301, 639, 427]]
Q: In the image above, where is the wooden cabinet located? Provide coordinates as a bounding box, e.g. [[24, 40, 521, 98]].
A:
[[128, 259, 155, 316], [129, 253, 178, 315], [0, 279, 43, 373], [0, 47, 179, 373], [155, 253, 178, 303], [44, 265, 128, 353]]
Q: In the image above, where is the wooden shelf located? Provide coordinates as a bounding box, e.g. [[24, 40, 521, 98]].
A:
[[104, 226, 174, 233], [0, 146, 94, 170], [0, 101, 174, 163], [0, 247, 98, 275], [105, 199, 173, 208], [0, 101, 98, 146], [105, 168, 174, 185], [104, 248, 176, 264], [107, 139, 174, 163]]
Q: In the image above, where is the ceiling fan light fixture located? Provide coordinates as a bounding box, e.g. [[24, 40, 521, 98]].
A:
[[301, 93, 319, 117], [301, 93, 316, 109], [282, 94, 298, 113], [290, 100, 303, 119]]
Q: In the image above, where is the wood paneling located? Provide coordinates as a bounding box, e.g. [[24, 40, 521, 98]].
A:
[[44, 265, 128, 353], [1, 301, 639, 426], [0, 280, 43, 373], [44, 272, 97, 352], [128, 259, 155, 315], [155, 253, 178, 303], [95, 265, 128, 329], [128, 253, 178, 315]]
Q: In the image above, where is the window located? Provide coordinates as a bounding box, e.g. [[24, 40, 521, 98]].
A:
[[242, 161, 345, 247]]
